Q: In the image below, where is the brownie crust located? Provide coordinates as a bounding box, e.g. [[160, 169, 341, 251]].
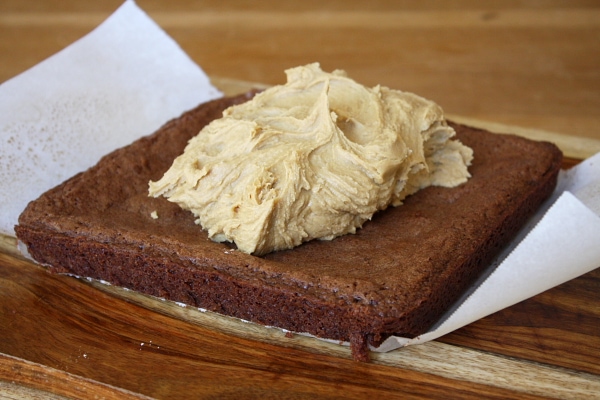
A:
[[15, 92, 562, 361]]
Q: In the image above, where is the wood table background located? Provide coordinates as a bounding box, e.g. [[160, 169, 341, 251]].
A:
[[1, 1, 599, 398]]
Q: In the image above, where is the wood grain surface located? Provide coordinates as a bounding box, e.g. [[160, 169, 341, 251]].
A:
[[2, 250, 599, 400], [1, 1, 600, 399]]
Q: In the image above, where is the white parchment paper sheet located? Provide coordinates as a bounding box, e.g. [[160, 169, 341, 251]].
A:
[[0, 0, 220, 236], [380, 154, 600, 350]]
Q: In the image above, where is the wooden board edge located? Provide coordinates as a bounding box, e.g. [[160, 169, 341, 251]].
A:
[[0, 352, 152, 400], [0, 234, 19, 257]]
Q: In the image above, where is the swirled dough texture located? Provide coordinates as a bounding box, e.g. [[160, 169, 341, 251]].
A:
[[149, 64, 473, 255]]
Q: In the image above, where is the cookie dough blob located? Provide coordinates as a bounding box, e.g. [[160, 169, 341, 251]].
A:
[[149, 63, 473, 255]]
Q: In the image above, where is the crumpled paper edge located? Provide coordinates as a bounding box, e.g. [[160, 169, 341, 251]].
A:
[[377, 152, 600, 351], [0, 0, 221, 236]]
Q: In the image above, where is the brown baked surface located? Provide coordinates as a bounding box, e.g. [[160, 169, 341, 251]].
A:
[[15, 92, 562, 361]]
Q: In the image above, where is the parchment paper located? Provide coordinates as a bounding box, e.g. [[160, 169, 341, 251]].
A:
[[0, 0, 220, 235], [1, 0, 599, 351], [381, 154, 600, 350]]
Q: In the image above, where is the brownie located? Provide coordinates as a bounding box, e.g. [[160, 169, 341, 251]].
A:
[[15, 92, 562, 361]]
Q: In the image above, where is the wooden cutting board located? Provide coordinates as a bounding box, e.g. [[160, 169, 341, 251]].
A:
[[1, 79, 599, 399]]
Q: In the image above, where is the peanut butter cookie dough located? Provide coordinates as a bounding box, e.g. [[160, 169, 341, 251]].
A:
[[149, 64, 473, 255]]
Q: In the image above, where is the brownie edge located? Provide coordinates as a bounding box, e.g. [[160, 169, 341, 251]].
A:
[[16, 92, 562, 362]]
